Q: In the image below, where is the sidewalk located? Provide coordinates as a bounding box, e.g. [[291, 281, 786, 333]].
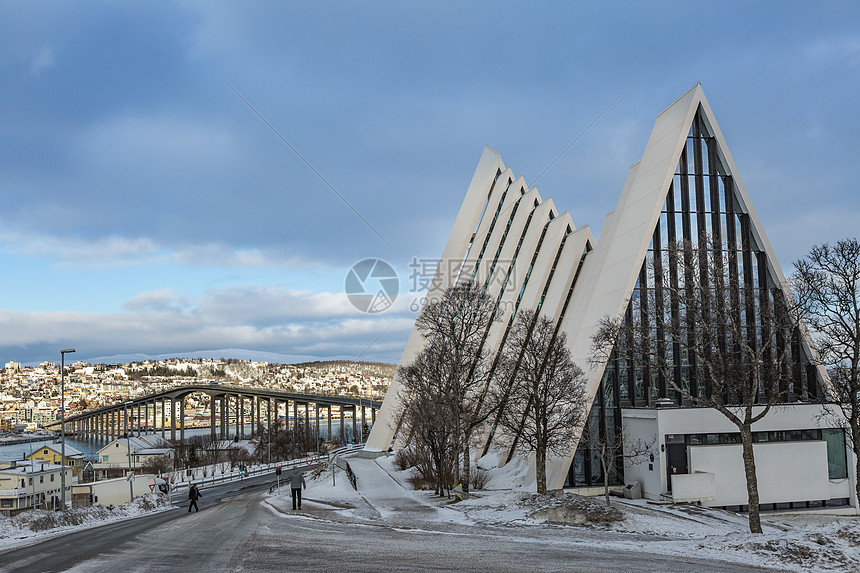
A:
[[346, 456, 450, 523]]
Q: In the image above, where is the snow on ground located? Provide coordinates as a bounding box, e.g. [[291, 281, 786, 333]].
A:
[[1, 449, 856, 571], [262, 451, 860, 572], [0, 494, 173, 552]]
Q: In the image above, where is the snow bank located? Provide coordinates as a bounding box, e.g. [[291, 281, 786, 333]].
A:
[[0, 494, 173, 551]]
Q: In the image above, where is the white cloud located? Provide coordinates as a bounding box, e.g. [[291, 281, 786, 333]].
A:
[[122, 289, 189, 313], [0, 301, 413, 364], [0, 231, 163, 269], [29, 45, 55, 76], [0, 230, 323, 271]]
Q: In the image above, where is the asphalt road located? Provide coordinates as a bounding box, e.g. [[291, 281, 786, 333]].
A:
[[0, 477, 784, 573]]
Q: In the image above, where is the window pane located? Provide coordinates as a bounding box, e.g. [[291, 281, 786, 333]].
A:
[[823, 429, 848, 479]]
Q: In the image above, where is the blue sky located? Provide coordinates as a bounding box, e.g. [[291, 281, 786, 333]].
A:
[[1, 1, 858, 365]]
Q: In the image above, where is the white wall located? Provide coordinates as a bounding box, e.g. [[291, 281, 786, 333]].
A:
[[619, 404, 856, 510], [689, 441, 830, 506], [75, 474, 156, 506], [620, 412, 662, 500]]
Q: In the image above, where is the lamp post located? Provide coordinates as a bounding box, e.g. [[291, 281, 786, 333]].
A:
[[60, 348, 75, 512], [124, 401, 134, 503], [358, 397, 363, 444]]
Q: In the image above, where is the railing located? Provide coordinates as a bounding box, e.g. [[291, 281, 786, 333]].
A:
[[163, 443, 367, 501], [167, 454, 324, 499], [330, 444, 363, 490], [344, 461, 357, 490]]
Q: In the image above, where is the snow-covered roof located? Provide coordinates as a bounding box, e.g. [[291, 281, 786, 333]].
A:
[[34, 442, 84, 458], [98, 433, 172, 454], [135, 448, 171, 455], [0, 460, 66, 475]]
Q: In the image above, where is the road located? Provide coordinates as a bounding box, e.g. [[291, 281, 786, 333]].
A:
[[0, 476, 782, 572]]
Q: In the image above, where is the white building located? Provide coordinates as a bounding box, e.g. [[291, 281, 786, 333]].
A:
[[367, 84, 857, 513], [71, 474, 159, 508], [92, 433, 173, 480], [0, 460, 73, 515]]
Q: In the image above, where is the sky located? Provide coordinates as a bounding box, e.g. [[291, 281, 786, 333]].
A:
[[1, 1, 858, 366]]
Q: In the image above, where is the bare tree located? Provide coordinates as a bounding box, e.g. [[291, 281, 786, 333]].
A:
[[581, 422, 654, 506], [254, 418, 317, 462], [407, 281, 500, 492], [397, 356, 456, 495], [592, 237, 806, 533], [792, 238, 860, 501], [140, 454, 173, 476], [494, 309, 589, 494]]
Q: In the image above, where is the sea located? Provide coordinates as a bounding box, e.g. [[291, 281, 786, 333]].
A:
[[0, 421, 369, 462]]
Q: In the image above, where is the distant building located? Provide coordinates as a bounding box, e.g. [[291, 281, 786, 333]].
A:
[[92, 433, 173, 480], [28, 442, 85, 478], [0, 460, 72, 515]]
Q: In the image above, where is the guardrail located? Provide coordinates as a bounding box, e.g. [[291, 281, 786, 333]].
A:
[[166, 454, 324, 498], [330, 444, 363, 490], [163, 443, 367, 501]]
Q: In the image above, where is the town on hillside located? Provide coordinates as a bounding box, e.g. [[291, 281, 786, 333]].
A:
[[0, 358, 394, 435]]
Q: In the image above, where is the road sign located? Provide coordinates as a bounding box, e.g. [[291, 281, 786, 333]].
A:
[[149, 484, 155, 492], [453, 484, 468, 501], [306, 460, 312, 466]]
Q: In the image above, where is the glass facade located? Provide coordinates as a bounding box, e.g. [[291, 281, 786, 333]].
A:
[[568, 106, 824, 488]]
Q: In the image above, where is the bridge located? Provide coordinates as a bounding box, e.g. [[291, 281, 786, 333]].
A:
[[44, 384, 383, 443]]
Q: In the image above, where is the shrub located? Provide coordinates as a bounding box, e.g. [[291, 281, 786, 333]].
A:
[[393, 448, 417, 471], [470, 465, 491, 490]]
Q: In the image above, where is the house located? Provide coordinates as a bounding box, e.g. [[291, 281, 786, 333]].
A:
[[0, 460, 72, 516], [28, 442, 85, 478], [91, 433, 173, 480]]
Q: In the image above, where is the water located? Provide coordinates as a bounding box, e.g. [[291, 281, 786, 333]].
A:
[[0, 420, 372, 462]]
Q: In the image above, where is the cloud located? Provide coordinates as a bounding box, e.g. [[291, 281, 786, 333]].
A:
[[0, 230, 325, 271], [0, 301, 414, 365], [122, 289, 189, 313], [166, 244, 322, 270], [28, 45, 54, 76], [0, 231, 162, 268]]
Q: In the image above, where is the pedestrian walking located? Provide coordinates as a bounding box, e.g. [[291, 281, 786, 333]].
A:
[[288, 468, 306, 510], [188, 483, 202, 512]]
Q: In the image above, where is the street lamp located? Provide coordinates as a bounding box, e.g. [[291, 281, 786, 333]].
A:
[[358, 397, 363, 444], [60, 348, 75, 512], [124, 401, 134, 503]]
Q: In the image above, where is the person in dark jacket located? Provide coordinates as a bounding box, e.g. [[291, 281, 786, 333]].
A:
[[288, 469, 306, 510], [188, 483, 202, 512]]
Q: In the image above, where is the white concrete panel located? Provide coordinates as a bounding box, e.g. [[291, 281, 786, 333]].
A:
[[366, 147, 505, 451], [478, 187, 541, 309], [689, 441, 830, 506], [514, 212, 576, 315], [477, 197, 556, 372], [654, 403, 834, 434], [464, 175, 526, 289], [476, 210, 580, 461], [671, 472, 716, 503], [620, 412, 663, 499]]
